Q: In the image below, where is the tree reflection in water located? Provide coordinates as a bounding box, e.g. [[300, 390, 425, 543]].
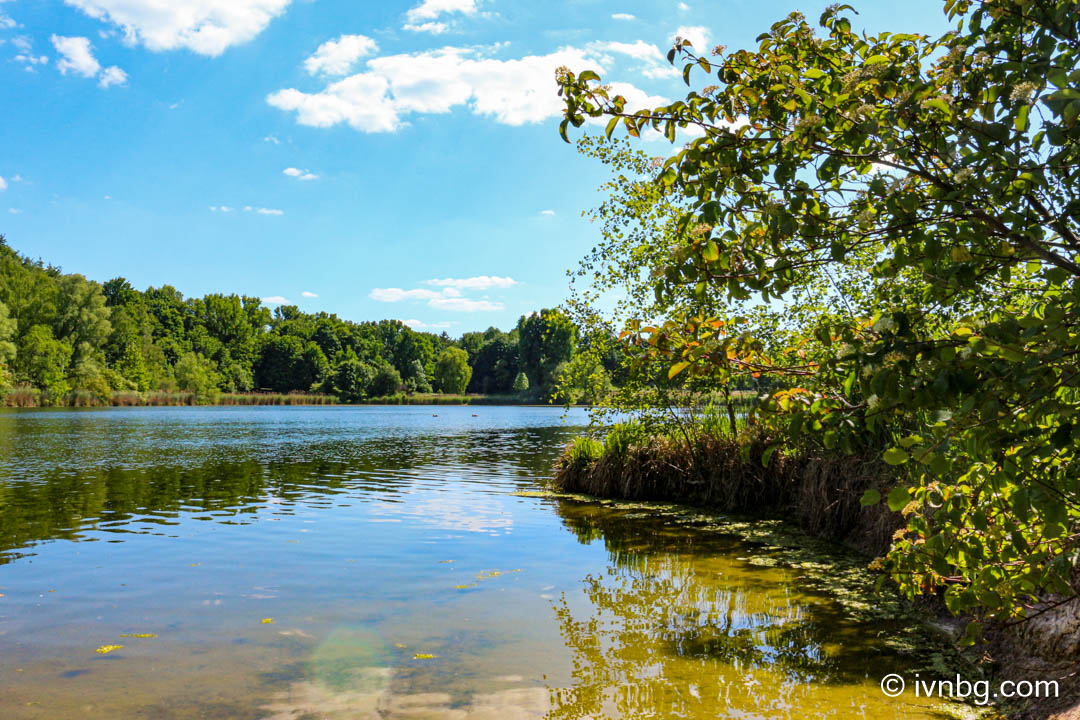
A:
[[545, 499, 937, 720]]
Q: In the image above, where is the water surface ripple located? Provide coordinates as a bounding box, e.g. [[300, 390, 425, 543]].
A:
[[0, 406, 951, 719]]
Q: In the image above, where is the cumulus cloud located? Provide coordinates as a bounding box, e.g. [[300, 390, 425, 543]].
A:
[[51, 34, 126, 87], [429, 297, 501, 311], [370, 287, 452, 302], [14, 51, 49, 70], [371, 282, 503, 312], [98, 64, 127, 87], [304, 34, 377, 76], [51, 35, 100, 77], [255, 207, 283, 215], [424, 276, 516, 290], [64, 0, 291, 57], [404, 0, 476, 33], [403, 319, 453, 330], [0, 176, 6, 191], [403, 22, 446, 34], [611, 13, 635, 20], [540, 209, 554, 215], [264, 134, 280, 144], [301, 291, 318, 298], [262, 295, 289, 305], [268, 45, 666, 133], [678, 2, 690, 10], [283, 167, 318, 180], [209, 205, 235, 212]]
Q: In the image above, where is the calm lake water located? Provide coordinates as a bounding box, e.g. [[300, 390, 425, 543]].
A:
[[0, 406, 956, 719]]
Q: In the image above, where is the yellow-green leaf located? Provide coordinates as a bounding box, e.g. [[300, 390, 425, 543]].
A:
[[668, 361, 691, 379]]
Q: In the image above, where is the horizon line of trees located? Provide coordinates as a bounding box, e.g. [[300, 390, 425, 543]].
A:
[[0, 238, 616, 405]]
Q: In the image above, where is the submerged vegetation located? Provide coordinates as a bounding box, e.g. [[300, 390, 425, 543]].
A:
[[554, 0, 1080, 691]]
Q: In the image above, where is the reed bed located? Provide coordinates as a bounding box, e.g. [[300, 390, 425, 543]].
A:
[[553, 420, 900, 555], [356, 393, 526, 405], [218, 393, 337, 406], [2, 390, 339, 408], [2, 386, 40, 407]]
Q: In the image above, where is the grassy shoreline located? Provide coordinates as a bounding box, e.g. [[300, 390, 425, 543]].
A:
[[0, 388, 542, 408]]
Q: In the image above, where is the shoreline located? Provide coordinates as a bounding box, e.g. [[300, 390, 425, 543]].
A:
[[0, 390, 577, 409]]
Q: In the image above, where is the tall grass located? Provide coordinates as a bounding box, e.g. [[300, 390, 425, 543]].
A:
[[553, 414, 900, 555], [1, 390, 339, 408], [2, 386, 40, 407], [218, 392, 337, 406]]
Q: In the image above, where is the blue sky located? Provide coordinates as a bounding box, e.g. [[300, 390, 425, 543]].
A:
[[0, 0, 952, 333]]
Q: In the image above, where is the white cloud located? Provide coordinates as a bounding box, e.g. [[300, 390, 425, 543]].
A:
[[404, 0, 477, 32], [370, 287, 448, 302], [371, 283, 503, 312], [98, 65, 127, 88], [8, 208, 21, 214], [0, 176, 6, 191], [0, 11, 14, 30], [424, 276, 517, 290], [255, 207, 283, 215], [304, 34, 376, 76], [262, 295, 290, 305], [301, 291, 318, 298], [51, 34, 126, 87], [403, 22, 446, 34], [540, 209, 554, 215], [264, 134, 280, 144], [403, 318, 453, 330], [283, 167, 318, 180], [678, 2, 690, 10], [406, 0, 477, 21], [269, 45, 650, 132], [590, 39, 677, 79], [611, 13, 635, 21], [675, 25, 709, 52], [209, 205, 234, 212], [429, 297, 502, 311], [64, 0, 292, 57], [51, 35, 100, 77], [14, 53, 48, 69]]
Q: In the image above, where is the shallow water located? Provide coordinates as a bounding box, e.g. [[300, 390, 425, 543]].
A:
[[0, 406, 959, 719]]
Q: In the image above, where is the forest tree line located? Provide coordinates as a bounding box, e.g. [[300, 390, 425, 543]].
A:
[[0, 238, 614, 405]]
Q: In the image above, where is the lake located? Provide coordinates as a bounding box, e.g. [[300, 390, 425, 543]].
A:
[[0, 406, 954, 719]]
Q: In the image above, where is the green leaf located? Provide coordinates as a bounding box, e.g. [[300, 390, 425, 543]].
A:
[[668, 361, 691, 379], [1015, 104, 1030, 132], [577, 70, 600, 83], [883, 447, 910, 466], [887, 485, 909, 512], [860, 489, 881, 507], [761, 443, 779, 467], [702, 241, 719, 262]]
